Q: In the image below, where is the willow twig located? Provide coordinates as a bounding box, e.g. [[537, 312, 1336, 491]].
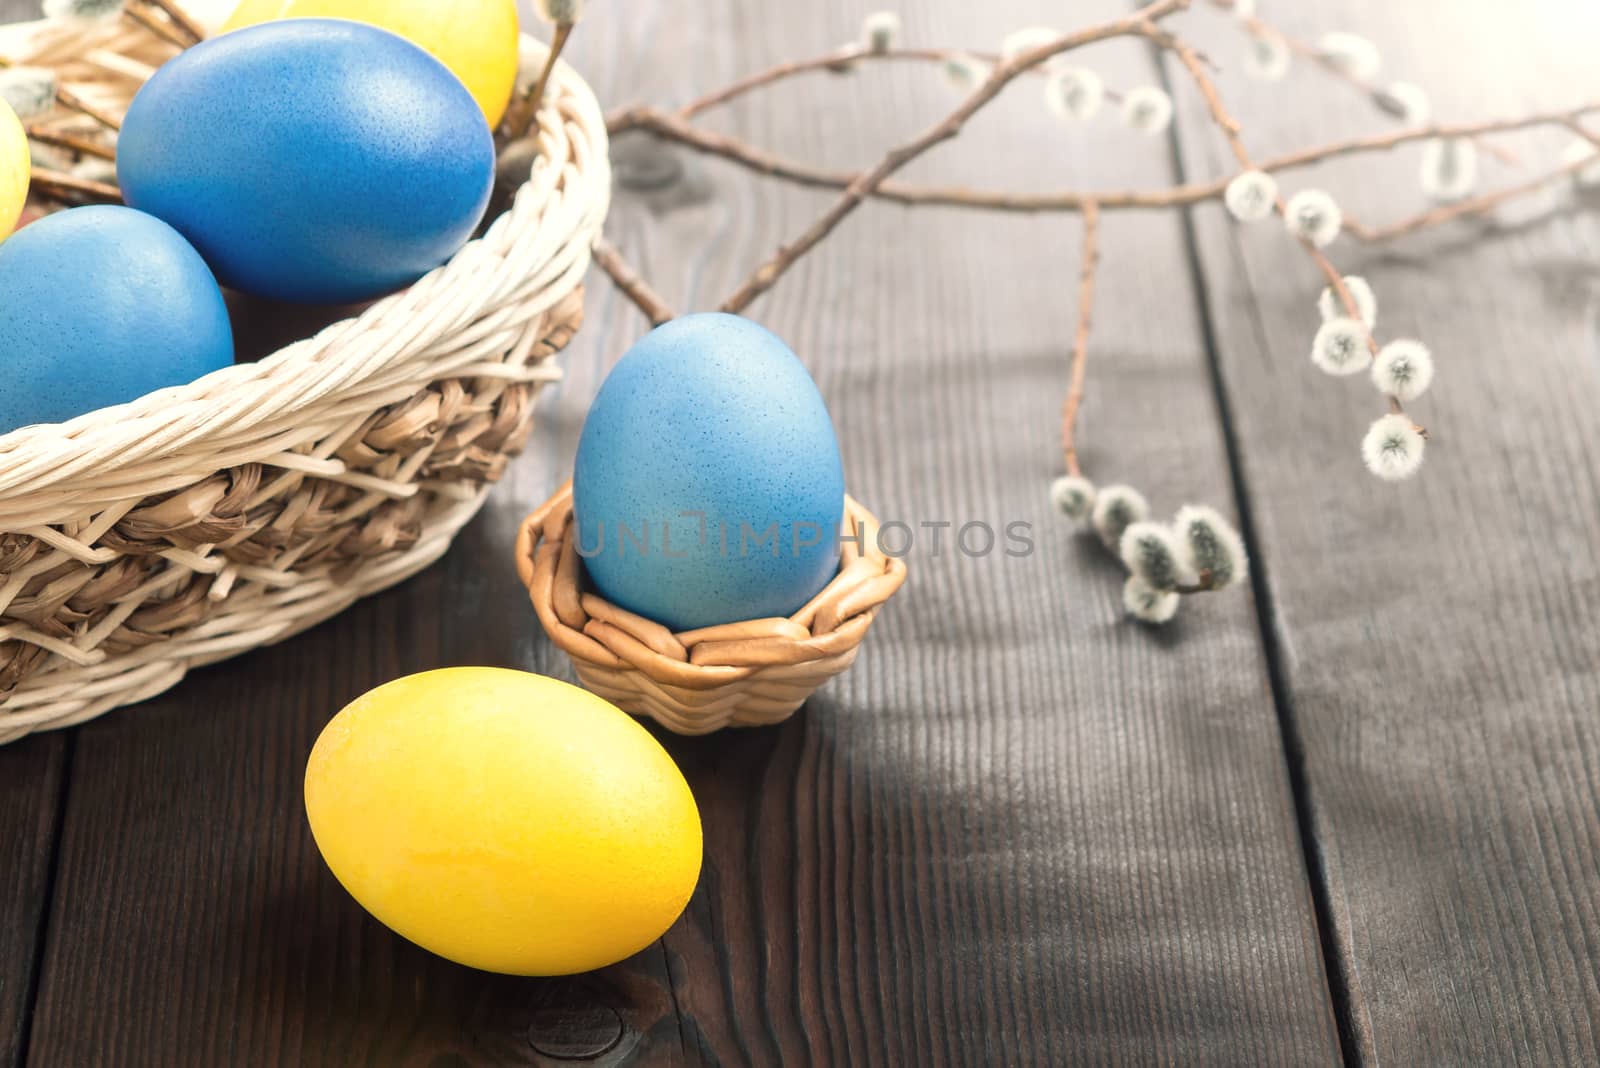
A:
[[28, 167, 122, 204], [1206, 0, 1519, 166], [717, 0, 1189, 314], [669, 44, 1060, 123], [25, 125, 116, 161], [1152, 16, 1420, 427], [613, 102, 1598, 217], [1061, 202, 1100, 479], [1349, 152, 1599, 242], [593, 237, 676, 326], [505, 20, 574, 140]]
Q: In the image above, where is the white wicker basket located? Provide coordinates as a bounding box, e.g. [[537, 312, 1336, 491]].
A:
[[0, 10, 611, 742]]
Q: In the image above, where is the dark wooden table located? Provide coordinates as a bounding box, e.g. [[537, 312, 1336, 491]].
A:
[[4, 1, 1599, 1064]]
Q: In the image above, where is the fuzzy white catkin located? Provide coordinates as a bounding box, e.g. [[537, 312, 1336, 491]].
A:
[[1231, 0, 1257, 18], [1371, 339, 1434, 402], [1283, 188, 1343, 248], [1311, 317, 1371, 376], [1092, 484, 1149, 551], [1050, 475, 1097, 522], [1562, 139, 1600, 190], [861, 12, 900, 54], [533, 0, 585, 24], [1317, 275, 1377, 328], [1119, 522, 1193, 591], [42, 0, 121, 19], [1046, 68, 1105, 121], [1173, 505, 1248, 590], [942, 54, 989, 93], [1420, 138, 1478, 201], [1362, 414, 1425, 480], [1124, 576, 1180, 624], [1379, 81, 1431, 125], [1121, 86, 1173, 135], [1317, 31, 1381, 81], [1224, 170, 1278, 222], [0, 66, 57, 120], [1001, 26, 1060, 63], [1245, 31, 1291, 81]]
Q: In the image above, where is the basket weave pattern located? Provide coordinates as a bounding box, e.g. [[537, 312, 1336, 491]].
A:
[[0, 19, 611, 743], [515, 483, 907, 735]]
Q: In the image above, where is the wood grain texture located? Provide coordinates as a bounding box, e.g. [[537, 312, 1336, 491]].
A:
[[4, 1, 1343, 1065], [1, 11, 62, 1068], [1164, 1, 1600, 1063], [0, 737, 62, 1068]]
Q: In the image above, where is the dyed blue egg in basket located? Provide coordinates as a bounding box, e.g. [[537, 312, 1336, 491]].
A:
[[0, 14, 609, 743]]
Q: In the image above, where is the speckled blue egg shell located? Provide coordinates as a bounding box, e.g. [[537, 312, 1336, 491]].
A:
[[0, 205, 233, 435], [116, 18, 494, 304], [573, 313, 846, 632]]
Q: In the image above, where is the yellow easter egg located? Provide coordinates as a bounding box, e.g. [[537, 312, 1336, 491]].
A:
[[305, 668, 703, 976], [222, 0, 521, 127], [0, 100, 28, 243]]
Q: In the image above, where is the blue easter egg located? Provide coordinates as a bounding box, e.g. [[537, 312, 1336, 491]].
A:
[[116, 18, 494, 304], [0, 205, 234, 435], [573, 313, 846, 632]]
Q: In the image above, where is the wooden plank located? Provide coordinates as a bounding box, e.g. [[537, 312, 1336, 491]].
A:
[[1165, 1, 1600, 1062], [3, 8, 69, 1065], [0, 737, 63, 1068], [19, 1, 1340, 1064]]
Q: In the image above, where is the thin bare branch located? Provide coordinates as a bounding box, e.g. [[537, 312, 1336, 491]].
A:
[[1206, 0, 1519, 166], [612, 101, 1598, 216], [717, 0, 1190, 314], [505, 20, 575, 140], [1061, 202, 1101, 479], [593, 237, 676, 326]]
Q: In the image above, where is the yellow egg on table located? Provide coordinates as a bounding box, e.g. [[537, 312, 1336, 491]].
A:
[[0, 100, 28, 242], [304, 668, 703, 976], [221, 0, 521, 127]]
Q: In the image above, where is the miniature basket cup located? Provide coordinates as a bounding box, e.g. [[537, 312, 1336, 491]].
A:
[[515, 482, 907, 735], [0, 17, 611, 744]]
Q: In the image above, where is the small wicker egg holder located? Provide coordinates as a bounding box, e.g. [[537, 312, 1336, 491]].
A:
[[515, 482, 906, 735]]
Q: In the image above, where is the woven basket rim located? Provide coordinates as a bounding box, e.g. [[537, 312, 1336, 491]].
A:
[[516, 482, 908, 693], [0, 29, 611, 506]]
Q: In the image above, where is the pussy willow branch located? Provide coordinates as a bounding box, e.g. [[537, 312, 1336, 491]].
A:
[[592, 237, 676, 325], [1060, 201, 1100, 479], [717, 0, 1188, 314], [1149, 20, 1415, 425], [641, 43, 1076, 128], [611, 101, 1598, 220], [1351, 147, 1600, 243], [1205, 0, 1518, 167]]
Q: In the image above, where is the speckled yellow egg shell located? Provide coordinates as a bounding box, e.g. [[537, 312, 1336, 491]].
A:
[[0, 100, 28, 242], [305, 668, 703, 976], [222, 0, 521, 127]]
